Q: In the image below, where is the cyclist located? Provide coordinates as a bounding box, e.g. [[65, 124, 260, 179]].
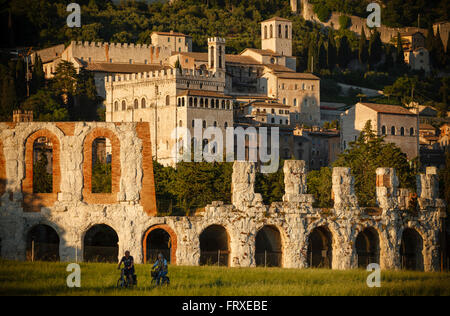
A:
[[152, 253, 168, 285], [118, 251, 135, 285]]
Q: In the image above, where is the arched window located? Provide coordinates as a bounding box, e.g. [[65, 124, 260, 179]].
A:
[[283, 98, 286, 105], [194, 98, 198, 107], [141, 98, 146, 109], [182, 98, 185, 107], [224, 122, 228, 128], [134, 99, 138, 109], [205, 99, 209, 108], [33, 136, 53, 193], [189, 97, 193, 107], [226, 100, 230, 109], [293, 99, 297, 107], [400, 127, 405, 136], [179, 120, 183, 127], [264, 25, 268, 39], [221, 100, 225, 109], [203, 120, 206, 128], [121, 100, 126, 111], [166, 95, 170, 106], [410, 127, 414, 136], [84, 224, 118, 262], [216, 99, 219, 108], [114, 101, 118, 111], [210, 46, 214, 68], [391, 126, 396, 135], [278, 24, 282, 38], [270, 24, 273, 38], [200, 98, 204, 107], [381, 126, 386, 135], [91, 137, 112, 193], [213, 121, 217, 127], [285, 25, 289, 38]]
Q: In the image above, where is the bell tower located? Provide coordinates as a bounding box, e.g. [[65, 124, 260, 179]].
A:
[[208, 37, 226, 73], [261, 17, 292, 56]]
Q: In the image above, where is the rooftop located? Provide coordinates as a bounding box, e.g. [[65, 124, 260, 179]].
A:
[[85, 62, 170, 73], [359, 103, 416, 116], [261, 17, 292, 23], [178, 90, 232, 99], [152, 31, 191, 37], [273, 72, 320, 80]]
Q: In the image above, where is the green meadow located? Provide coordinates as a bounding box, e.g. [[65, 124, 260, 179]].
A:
[[0, 260, 449, 296]]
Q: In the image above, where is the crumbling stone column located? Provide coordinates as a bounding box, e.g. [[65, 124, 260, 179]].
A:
[[282, 160, 314, 205], [332, 167, 358, 211], [376, 168, 399, 211], [231, 162, 263, 210], [417, 167, 446, 210]]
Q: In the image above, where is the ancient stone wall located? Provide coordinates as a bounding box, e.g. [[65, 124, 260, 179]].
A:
[[0, 125, 445, 271]]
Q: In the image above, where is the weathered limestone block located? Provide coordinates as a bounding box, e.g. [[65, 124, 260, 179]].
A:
[[332, 167, 358, 211], [376, 168, 399, 211], [282, 160, 314, 206], [397, 188, 411, 210], [231, 162, 263, 209], [417, 167, 446, 209]]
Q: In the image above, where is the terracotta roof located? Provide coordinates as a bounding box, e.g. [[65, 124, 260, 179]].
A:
[[152, 31, 191, 37], [272, 72, 320, 80], [36, 44, 65, 63], [264, 64, 295, 72], [359, 103, 416, 115], [251, 102, 290, 109], [261, 17, 291, 23], [178, 90, 233, 99], [420, 123, 436, 131], [225, 55, 260, 65], [242, 48, 282, 57], [84, 62, 169, 73]]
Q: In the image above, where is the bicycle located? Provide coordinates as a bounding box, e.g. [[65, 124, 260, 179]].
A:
[[151, 269, 170, 286], [117, 268, 137, 288]]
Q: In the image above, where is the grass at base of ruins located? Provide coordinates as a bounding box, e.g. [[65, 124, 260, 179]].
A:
[[0, 260, 449, 296]]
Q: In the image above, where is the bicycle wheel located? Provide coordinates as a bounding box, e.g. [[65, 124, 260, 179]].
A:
[[117, 278, 124, 288]]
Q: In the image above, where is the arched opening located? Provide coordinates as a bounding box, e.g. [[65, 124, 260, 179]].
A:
[[264, 25, 268, 39], [355, 228, 380, 268], [401, 127, 405, 136], [255, 226, 282, 267], [91, 138, 112, 193], [270, 24, 273, 38], [166, 95, 170, 106], [381, 126, 386, 135], [400, 228, 424, 271], [33, 137, 53, 193], [114, 101, 118, 111], [143, 225, 177, 264], [121, 100, 126, 111], [307, 226, 333, 268], [391, 126, 396, 135], [83, 224, 118, 263], [26, 224, 59, 261], [134, 99, 138, 109], [141, 98, 146, 109], [200, 225, 229, 266]]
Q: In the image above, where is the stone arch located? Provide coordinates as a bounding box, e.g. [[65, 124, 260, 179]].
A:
[[355, 227, 380, 268], [26, 224, 60, 261], [83, 224, 119, 263], [255, 225, 283, 267], [141, 98, 146, 109], [82, 127, 121, 204], [400, 228, 424, 271], [199, 224, 230, 266], [142, 224, 177, 265], [23, 129, 61, 212], [307, 225, 333, 268]]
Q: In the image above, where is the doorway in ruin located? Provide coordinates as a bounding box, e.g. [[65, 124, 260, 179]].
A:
[[143, 225, 176, 264], [83, 224, 119, 262], [400, 228, 424, 271], [255, 225, 282, 267], [355, 227, 380, 268], [307, 226, 333, 268], [199, 225, 229, 266], [26, 224, 60, 261]]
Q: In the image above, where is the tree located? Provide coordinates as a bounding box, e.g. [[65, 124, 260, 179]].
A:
[[395, 32, 405, 66], [432, 27, 446, 68], [307, 167, 332, 208], [339, 15, 351, 30], [337, 35, 351, 69], [334, 120, 416, 207], [33, 152, 52, 193], [358, 27, 368, 65], [31, 55, 45, 94], [326, 28, 337, 70], [0, 64, 18, 121], [21, 90, 69, 121], [439, 151, 450, 215], [369, 30, 383, 69]]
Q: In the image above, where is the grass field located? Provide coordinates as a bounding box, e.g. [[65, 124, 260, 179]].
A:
[[0, 260, 449, 296]]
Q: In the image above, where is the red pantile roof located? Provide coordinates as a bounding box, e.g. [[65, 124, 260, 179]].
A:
[[359, 103, 416, 115]]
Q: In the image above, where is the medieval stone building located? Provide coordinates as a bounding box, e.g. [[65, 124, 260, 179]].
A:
[[0, 122, 446, 271]]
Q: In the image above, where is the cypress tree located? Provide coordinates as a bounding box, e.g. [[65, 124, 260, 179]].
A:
[[396, 32, 405, 66], [326, 29, 337, 71], [358, 27, 368, 65], [338, 35, 351, 69]]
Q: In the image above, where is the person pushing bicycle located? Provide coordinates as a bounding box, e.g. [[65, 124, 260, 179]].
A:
[[152, 253, 168, 285], [118, 251, 135, 284]]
